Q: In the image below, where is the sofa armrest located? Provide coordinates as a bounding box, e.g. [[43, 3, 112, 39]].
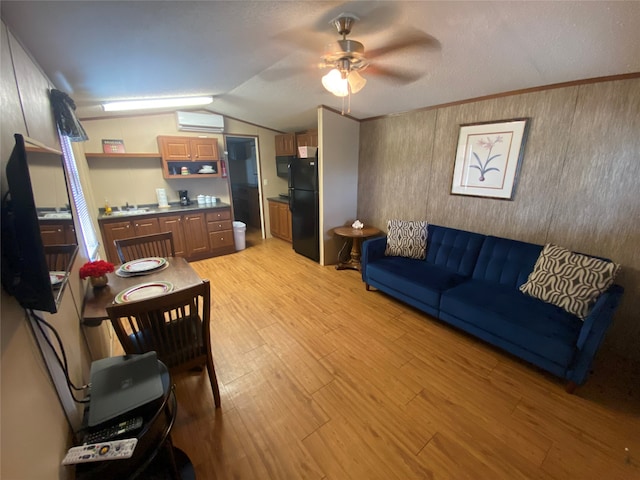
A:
[[361, 236, 387, 281], [568, 284, 624, 385]]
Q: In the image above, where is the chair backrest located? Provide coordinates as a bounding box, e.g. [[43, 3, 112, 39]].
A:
[[44, 244, 77, 271], [106, 280, 211, 372], [115, 231, 175, 263]]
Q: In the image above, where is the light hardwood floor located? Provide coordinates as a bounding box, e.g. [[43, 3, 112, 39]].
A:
[[167, 230, 640, 479]]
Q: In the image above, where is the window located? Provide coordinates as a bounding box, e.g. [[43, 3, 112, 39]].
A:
[[59, 135, 100, 260]]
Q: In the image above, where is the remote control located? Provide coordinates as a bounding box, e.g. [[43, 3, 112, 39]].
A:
[[83, 416, 143, 444], [62, 438, 138, 465]]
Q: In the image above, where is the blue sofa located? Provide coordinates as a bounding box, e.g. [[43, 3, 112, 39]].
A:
[[361, 224, 624, 391]]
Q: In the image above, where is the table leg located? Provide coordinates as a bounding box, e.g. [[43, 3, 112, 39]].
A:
[[336, 238, 364, 271]]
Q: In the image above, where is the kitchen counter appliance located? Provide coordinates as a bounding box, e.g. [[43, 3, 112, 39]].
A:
[[178, 190, 191, 206]]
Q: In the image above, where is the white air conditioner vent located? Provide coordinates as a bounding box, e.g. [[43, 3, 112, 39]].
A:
[[176, 111, 224, 133]]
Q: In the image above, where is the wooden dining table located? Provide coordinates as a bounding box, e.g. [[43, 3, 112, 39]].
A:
[[82, 256, 204, 326]]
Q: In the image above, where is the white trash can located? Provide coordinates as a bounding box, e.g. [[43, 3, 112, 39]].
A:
[[233, 221, 246, 251]]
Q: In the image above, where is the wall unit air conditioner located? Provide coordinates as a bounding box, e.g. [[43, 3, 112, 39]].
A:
[[176, 111, 224, 133]]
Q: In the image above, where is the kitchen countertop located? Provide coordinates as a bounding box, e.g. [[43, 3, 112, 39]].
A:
[[267, 196, 289, 204], [98, 202, 231, 220]]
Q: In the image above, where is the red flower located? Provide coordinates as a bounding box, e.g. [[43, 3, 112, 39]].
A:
[[79, 260, 115, 279]]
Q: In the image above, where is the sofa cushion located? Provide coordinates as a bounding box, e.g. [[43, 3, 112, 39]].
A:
[[384, 220, 428, 259], [426, 225, 486, 276], [367, 256, 468, 310], [441, 279, 582, 367], [472, 236, 543, 289], [519, 244, 620, 319]]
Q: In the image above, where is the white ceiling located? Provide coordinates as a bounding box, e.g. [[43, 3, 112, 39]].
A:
[[2, 1, 639, 132]]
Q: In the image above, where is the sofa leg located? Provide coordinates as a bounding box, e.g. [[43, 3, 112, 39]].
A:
[[565, 381, 578, 394], [365, 284, 371, 291]]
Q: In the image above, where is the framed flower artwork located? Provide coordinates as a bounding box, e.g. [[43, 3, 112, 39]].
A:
[[451, 118, 530, 200]]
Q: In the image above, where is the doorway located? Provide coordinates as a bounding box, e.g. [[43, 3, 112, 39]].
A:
[[224, 135, 265, 241]]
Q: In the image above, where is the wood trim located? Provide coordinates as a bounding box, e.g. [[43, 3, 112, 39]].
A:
[[362, 72, 640, 123], [24, 136, 62, 155], [85, 153, 160, 159]]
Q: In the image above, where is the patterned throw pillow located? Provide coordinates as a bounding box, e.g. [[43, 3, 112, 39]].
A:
[[519, 244, 620, 319], [384, 220, 428, 260]]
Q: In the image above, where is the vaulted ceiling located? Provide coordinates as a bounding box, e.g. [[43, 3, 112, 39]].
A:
[[2, 1, 639, 132]]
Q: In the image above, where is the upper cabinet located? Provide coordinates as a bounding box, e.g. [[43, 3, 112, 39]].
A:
[[157, 135, 220, 179], [2, 23, 59, 152], [275, 131, 317, 156], [296, 130, 318, 149], [275, 133, 296, 156]]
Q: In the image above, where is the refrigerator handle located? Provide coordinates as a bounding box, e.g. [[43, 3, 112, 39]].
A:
[[287, 161, 293, 189], [288, 188, 294, 211]]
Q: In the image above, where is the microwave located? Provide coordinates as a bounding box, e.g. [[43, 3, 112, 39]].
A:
[[276, 155, 294, 178]]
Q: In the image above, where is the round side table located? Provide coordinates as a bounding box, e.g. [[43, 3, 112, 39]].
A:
[[333, 226, 381, 271]]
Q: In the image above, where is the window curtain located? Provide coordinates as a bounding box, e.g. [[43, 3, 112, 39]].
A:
[[49, 89, 88, 142]]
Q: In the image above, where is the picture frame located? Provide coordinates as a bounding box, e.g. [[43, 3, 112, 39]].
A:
[[102, 139, 126, 154], [451, 118, 529, 200]]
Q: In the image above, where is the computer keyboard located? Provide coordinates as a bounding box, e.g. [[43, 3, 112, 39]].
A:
[[83, 416, 143, 445]]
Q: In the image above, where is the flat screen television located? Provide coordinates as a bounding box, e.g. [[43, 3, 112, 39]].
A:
[[1, 133, 71, 313]]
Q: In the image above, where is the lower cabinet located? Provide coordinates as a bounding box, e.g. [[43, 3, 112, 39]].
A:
[[157, 215, 187, 257], [268, 200, 292, 242], [100, 218, 161, 263], [182, 212, 210, 259], [99, 207, 234, 263], [206, 209, 235, 255], [39, 220, 77, 246]]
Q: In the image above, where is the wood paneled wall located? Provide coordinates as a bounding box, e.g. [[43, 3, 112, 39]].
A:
[[357, 77, 640, 361]]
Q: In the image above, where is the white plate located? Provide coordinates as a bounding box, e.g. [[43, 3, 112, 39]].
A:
[[120, 257, 167, 273], [116, 262, 168, 277], [114, 281, 174, 304], [50, 271, 66, 286], [198, 169, 214, 174]]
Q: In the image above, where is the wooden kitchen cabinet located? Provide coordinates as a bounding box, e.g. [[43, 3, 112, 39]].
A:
[[100, 220, 135, 263], [182, 212, 210, 259], [100, 207, 234, 263], [157, 135, 221, 179], [159, 212, 214, 260], [296, 130, 318, 148], [206, 208, 235, 255], [100, 218, 161, 263], [268, 200, 292, 242], [157, 215, 187, 257], [275, 133, 296, 156], [40, 220, 77, 246]]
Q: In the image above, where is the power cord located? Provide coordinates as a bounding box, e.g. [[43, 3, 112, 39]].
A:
[[28, 309, 90, 403]]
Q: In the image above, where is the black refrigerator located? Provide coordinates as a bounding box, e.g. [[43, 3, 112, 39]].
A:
[[288, 153, 319, 262]]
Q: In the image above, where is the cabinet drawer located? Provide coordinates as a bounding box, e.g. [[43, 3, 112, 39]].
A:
[[206, 209, 231, 221], [207, 219, 232, 232], [209, 229, 234, 249]]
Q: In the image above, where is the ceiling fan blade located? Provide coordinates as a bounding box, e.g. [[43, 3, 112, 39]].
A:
[[366, 30, 441, 59], [272, 26, 332, 54], [365, 64, 425, 84]]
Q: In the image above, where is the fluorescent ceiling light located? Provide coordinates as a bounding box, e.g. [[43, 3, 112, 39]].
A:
[[102, 96, 213, 112]]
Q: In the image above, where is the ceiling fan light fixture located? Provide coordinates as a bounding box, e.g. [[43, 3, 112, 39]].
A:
[[322, 69, 348, 97], [347, 70, 367, 94], [102, 95, 213, 112]]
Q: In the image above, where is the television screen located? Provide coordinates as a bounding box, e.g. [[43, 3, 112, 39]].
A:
[[2, 134, 59, 312]]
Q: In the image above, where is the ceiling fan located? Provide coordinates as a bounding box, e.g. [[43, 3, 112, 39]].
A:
[[319, 13, 437, 100]]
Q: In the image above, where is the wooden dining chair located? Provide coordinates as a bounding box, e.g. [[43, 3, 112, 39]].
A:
[[114, 231, 175, 263], [105, 280, 221, 408], [44, 243, 78, 271]]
